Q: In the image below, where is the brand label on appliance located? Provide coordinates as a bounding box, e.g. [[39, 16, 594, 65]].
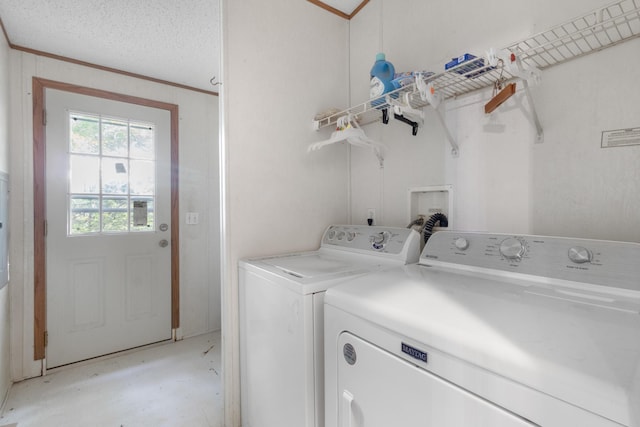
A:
[[402, 343, 428, 363]]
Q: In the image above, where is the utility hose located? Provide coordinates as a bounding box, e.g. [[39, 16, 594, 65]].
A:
[[422, 213, 448, 244]]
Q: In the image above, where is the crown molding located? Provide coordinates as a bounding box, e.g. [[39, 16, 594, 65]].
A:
[[307, 0, 370, 20], [0, 16, 217, 96]]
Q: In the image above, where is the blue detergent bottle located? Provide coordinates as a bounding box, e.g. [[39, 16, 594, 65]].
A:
[[370, 53, 395, 107]]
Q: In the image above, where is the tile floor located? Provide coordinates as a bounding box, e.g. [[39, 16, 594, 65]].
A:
[[0, 332, 222, 427]]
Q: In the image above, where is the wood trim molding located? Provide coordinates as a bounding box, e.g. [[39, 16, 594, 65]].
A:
[[0, 16, 10, 46], [307, 0, 370, 20], [32, 78, 46, 360], [350, 0, 370, 18], [170, 99, 181, 330], [32, 77, 181, 360]]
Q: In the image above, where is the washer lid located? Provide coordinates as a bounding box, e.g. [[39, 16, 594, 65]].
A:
[[240, 249, 410, 295], [262, 252, 377, 280]]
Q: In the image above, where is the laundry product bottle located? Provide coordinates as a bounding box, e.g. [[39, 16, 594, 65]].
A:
[[370, 53, 395, 107]]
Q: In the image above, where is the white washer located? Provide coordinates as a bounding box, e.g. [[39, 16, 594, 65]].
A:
[[325, 231, 640, 427], [239, 225, 420, 427]]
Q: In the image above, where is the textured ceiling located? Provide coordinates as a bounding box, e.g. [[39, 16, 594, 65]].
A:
[[0, 0, 220, 93]]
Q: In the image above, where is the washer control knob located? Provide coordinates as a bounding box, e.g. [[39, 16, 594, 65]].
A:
[[371, 232, 385, 244], [568, 246, 592, 264], [370, 232, 389, 249], [346, 232, 356, 242], [454, 237, 469, 250], [499, 237, 525, 260]]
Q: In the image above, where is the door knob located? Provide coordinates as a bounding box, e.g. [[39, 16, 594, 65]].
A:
[[159, 239, 169, 248]]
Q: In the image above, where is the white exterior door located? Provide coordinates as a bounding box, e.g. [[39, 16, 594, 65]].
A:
[[45, 89, 172, 368]]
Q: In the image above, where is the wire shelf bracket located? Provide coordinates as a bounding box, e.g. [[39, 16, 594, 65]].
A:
[[513, 56, 544, 143]]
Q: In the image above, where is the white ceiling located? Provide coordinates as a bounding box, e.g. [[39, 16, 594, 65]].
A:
[[0, 0, 220, 93]]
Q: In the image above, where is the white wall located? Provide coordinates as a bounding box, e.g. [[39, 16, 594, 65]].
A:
[[221, 0, 350, 424], [8, 51, 220, 380], [348, 0, 640, 241], [0, 30, 12, 406], [532, 38, 640, 242]]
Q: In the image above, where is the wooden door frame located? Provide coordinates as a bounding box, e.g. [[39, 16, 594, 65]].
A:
[[32, 77, 180, 360]]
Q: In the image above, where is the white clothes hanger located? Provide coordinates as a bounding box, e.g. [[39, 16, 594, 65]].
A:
[[386, 92, 424, 124], [308, 115, 385, 167], [415, 73, 442, 109]]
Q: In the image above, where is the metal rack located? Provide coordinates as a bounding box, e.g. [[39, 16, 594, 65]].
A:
[[312, 0, 640, 156], [507, 0, 640, 68]]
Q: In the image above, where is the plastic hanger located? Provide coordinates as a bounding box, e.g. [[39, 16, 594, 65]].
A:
[[415, 73, 442, 109], [308, 115, 385, 167], [386, 92, 424, 135]]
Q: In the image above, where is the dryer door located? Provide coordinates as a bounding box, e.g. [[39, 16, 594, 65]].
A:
[[336, 332, 536, 427]]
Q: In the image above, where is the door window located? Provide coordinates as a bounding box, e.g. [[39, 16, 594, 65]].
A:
[[68, 112, 156, 235]]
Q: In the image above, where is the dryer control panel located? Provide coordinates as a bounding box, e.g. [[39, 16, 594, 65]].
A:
[[421, 231, 640, 298], [322, 225, 420, 263]]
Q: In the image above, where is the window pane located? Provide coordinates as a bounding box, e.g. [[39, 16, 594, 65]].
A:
[[102, 118, 128, 157], [129, 160, 154, 195], [130, 123, 154, 160], [102, 197, 129, 232], [67, 111, 157, 236], [131, 198, 154, 231], [102, 157, 128, 194], [70, 196, 100, 235], [70, 114, 99, 154], [70, 155, 100, 194]]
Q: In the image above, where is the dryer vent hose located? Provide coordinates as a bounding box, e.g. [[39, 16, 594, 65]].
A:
[[423, 213, 448, 244]]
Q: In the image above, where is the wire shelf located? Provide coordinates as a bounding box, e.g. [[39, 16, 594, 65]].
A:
[[506, 0, 640, 69], [313, 0, 640, 132], [313, 59, 516, 130]]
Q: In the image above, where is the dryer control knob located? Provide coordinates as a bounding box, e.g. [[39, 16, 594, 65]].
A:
[[454, 237, 469, 250], [346, 232, 356, 242], [499, 237, 525, 260], [568, 246, 592, 264]]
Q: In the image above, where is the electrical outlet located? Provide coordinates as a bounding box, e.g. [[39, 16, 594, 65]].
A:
[[367, 208, 376, 226]]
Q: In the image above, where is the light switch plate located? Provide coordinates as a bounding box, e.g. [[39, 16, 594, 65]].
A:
[[186, 212, 199, 225]]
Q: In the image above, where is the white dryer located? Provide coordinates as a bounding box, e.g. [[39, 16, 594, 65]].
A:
[[325, 231, 640, 427], [239, 225, 420, 427]]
